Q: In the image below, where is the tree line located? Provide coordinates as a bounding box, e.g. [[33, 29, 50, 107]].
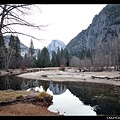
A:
[[0, 5, 119, 72], [0, 34, 70, 70], [0, 34, 120, 72], [69, 38, 120, 71]]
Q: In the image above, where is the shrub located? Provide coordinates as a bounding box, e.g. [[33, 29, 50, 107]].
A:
[[35, 91, 53, 100], [16, 94, 23, 99], [21, 65, 26, 71], [59, 64, 65, 71]]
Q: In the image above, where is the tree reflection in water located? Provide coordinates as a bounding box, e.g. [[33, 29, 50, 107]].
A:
[[0, 75, 120, 115]]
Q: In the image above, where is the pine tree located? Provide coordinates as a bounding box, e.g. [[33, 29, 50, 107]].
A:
[[56, 47, 61, 67], [8, 35, 22, 69], [51, 51, 58, 67], [36, 49, 41, 67], [15, 36, 21, 58], [40, 47, 51, 67], [0, 33, 5, 47], [28, 39, 36, 68], [9, 35, 15, 49], [0, 33, 7, 69], [28, 39, 35, 57], [60, 48, 64, 59], [64, 48, 70, 66]]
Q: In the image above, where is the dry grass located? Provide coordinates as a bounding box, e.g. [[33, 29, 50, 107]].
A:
[[35, 91, 53, 99], [0, 103, 60, 116], [0, 89, 32, 102], [0, 90, 60, 116]]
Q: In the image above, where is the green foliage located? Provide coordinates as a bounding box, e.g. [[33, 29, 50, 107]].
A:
[[51, 51, 58, 67], [36, 46, 71, 68], [8, 35, 22, 69], [0, 33, 6, 69], [28, 39, 35, 57], [0, 33, 5, 47], [63, 48, 70, 66], [36, 49, 41, 67], [71, 48, 91, 60], [9, 35, 15, 49], [56, 47, 61, 67], [38, 47, 51, 68]]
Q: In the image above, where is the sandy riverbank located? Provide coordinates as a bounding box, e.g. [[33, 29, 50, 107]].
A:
[[17, 67, 120, 86]]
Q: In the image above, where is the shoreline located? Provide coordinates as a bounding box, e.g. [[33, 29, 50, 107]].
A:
[[1, 67, 120, 86], [16, 68, 120, 87], [0, 67, 120, 116]]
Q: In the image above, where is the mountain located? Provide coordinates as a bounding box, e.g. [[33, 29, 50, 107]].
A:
[[3, 35, 39, 57], [47, 40, 66, 59], [66, 4, 120, 58]]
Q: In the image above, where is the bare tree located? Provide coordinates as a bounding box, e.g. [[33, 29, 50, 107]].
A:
[[83, 57, 92, 71], [0, 4, 47, 70], [112, 38, 120, 70], [0, 4, 47, 40], [1, 46, 14, 70], [69, 56, 81, 68]]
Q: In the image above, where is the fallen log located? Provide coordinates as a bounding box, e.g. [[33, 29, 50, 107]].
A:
[[91, 76, 120, 80]]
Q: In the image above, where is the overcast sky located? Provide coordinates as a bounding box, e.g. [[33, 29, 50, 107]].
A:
[[17, 4, 107, 49]]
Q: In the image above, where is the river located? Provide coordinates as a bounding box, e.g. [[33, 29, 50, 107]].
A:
[[0, 75, 120, 116]]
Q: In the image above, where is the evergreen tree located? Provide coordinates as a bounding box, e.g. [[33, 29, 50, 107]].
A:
[[15, 36, 21, 58], [9, 35, 15, 49], [51, 51, 58, 67], [28, 39, 35, 57], [0, 33, 6, 69], [60, 47, 64, 59], [28, 39, 36, 68], [40, 47, 51, 67], [8, 35, 22, 69], [56, 47, 61, 67], [0, 33, 5, 47], [64, 48, 70, 66], [9, 35, 16, 69], [36, 49, 41, 67]]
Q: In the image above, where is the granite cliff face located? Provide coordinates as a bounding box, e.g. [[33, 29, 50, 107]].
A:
[[66, 4, 120, 57], [47, 40, 66, 59]]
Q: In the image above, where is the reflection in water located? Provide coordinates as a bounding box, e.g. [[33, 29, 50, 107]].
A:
[[21, 80, 29, 90], [26, 85, 44, 92], [0, 75, 120, 115], [49, 80, 67, 95], [33, 80, 39, 87], [4, 76, 11, 90], [47, 88, 96, 116]]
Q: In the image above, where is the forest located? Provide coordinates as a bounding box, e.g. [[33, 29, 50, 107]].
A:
[[0, 34, 70, 70], [0, 4, 120, 72]]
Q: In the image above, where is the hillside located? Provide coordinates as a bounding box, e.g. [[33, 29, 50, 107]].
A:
[[66, 4, 120, 59]]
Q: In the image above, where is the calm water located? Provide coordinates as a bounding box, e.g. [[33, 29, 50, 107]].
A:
[[0, 75, 120, 116]]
